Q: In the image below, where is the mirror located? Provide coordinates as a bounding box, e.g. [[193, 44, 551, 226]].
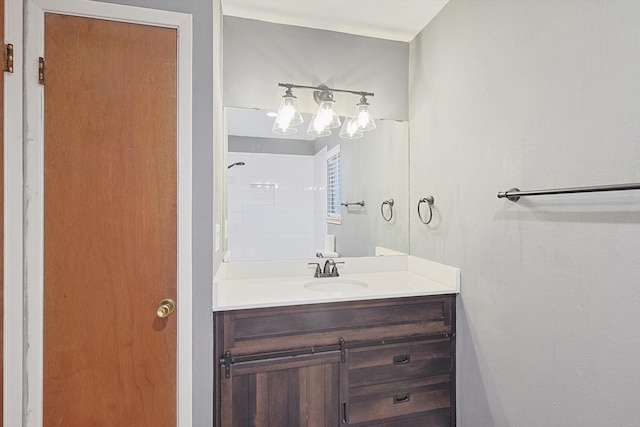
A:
[[225, 107, 409, 262]]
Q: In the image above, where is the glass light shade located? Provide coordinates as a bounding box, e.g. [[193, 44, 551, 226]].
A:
[[354, 102, 376, 131], [272, 92, 303, 134], [272, 123, 298, 134], [316, 100, 341, 130], [339, 117, 363, 139], [307, 115, 332, 137]]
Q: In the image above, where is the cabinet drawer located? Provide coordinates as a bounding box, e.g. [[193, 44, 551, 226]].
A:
[[347, 375, 451, 425], [348, 339, 451, 387], [353, 409, 451, 427]]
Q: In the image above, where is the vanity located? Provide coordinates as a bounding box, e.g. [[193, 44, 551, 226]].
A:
[[213, 256, 460, 426]]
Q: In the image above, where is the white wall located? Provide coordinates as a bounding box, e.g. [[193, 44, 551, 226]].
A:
[[410, 1, 640, 426], [227, 152, 316, 260]]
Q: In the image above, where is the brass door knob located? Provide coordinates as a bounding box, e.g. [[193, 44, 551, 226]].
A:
[[156, 298, 176, 318]]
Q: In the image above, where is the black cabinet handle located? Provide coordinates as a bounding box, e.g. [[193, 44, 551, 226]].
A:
[[393, 393, 410, 404], [393, 354, 411, 364]]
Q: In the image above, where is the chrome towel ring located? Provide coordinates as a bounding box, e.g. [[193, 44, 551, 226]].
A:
[[380, 199, 394, 222], [417, 196, 435, 225]]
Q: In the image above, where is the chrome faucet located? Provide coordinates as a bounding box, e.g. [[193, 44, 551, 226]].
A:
[[323, 259, 337, 276], [307, 259, 344, 278]]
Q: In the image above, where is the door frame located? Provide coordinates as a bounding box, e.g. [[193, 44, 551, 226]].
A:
[[21, 1, 193, 426], [4, 0, 24, 426]]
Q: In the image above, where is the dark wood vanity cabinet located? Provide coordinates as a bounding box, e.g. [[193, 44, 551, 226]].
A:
[[214, 295, 456, 427], [220, 353, 342, 426]]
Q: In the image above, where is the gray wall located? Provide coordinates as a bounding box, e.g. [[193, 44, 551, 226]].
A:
[[229, 135, 317, 155], [223, 16, 409, 120], [96, 0, 217, 425], [328, 119, 410, 257], [410, 1, 640, 425]]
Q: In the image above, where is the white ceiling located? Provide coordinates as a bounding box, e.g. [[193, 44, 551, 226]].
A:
[[221, 0, 449, 42]]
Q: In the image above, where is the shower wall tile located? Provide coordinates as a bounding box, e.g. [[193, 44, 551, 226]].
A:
[[227, 152, 316, 261]]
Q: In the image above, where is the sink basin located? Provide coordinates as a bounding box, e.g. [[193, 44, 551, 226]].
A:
[[303, 279, 368, 294]]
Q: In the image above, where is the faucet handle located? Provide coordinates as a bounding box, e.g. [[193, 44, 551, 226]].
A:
[[307, 262, 322, 278]]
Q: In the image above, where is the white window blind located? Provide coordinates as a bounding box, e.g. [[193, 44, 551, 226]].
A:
[[326, 147, 341, 223]]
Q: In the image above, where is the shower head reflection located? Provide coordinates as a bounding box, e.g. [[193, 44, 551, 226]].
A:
[[227, 162, 246, 169]]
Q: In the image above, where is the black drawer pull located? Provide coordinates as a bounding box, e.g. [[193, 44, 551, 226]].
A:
[[393, 393, 410, 404], [393, 354, 411, 364]]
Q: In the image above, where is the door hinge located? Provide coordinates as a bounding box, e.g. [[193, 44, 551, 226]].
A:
[[4, 44, 14, 73], [38, 57, 46, 85]]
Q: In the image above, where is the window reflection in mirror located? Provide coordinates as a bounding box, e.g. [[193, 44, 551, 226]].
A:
[[326, 145, 341, 225]]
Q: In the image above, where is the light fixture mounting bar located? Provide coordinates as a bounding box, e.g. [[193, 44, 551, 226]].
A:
[[278, 82, 374, 98]]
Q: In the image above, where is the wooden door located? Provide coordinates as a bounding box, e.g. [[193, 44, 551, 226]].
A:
[[220, 354, 342, 427], [43, 14, 177, 426]]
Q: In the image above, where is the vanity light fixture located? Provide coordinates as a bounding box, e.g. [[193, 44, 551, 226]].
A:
[[272, 82, 375, 139], [271, 86, 303, 134]]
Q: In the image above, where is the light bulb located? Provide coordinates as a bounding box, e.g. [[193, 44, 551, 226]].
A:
[[272, 88, 303, 134], [307, 115, 331, 137], [274, 104, 295, 132], [339, 116, 363, 139], [317, 100, 341, 129], [354, 96, 376, 131]]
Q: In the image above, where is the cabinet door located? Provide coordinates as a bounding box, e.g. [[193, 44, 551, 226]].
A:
[[220, 353, 341, 427]]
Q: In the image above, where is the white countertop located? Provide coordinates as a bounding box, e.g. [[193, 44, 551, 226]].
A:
[[213, 255, 460, 311]]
